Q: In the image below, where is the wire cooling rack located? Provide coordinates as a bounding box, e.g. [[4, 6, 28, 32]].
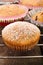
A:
[[0, 33, 43, 65]]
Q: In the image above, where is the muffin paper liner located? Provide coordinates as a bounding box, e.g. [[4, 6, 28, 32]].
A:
[[4, 40, 39, 52]]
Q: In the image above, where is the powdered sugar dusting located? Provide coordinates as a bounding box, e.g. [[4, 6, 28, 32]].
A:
[[2, 21, 40, 44]]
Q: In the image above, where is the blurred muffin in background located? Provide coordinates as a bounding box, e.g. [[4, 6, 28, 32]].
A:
[[32, 11, 43, 23], [0, 4, 28, 26], [28, 8, 43, 34], [19, 0, 43, 9], [29, 8, 43, 26]]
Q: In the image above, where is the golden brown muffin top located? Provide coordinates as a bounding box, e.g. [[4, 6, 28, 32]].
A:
[[0, 4, 27, 17], [32, 11, 43, 22], [2, 22, 40, 46], [20, 0, 43, 7]]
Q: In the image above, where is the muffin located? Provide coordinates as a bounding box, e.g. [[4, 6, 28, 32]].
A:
[[0, 4, 28, 26], [29, 8, 43, 34], [29, 8, 43, 26], [32, 11, 43, 23], [19, 0, 43, 8], [2, 22, 40, 51]]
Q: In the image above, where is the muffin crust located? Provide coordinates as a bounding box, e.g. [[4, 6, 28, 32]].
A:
[[2, 22, 40, 50]]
